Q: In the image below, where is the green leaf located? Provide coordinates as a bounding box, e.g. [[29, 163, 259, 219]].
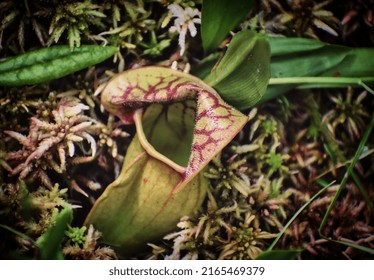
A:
[[255, 249, 303, 260], [268, 37, 374, 78], [269, 37, 325, 56], [261, 37, 374, 102], [204, 30, 270, 110], [0, 45, 117, 86], [36, 207, 73, 260], [322, 48, 374, 77], [270, 42, 348, 79], [201, 0, 254, 52]]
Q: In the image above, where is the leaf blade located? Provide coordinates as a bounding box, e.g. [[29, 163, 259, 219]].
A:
[[261, 37, 374, 102], [204, 30, 271, 110], [0, 45, 117, 86], [201, 0, 254, 52], [255, 249, 303, 260], [36, 207, 73, 260]]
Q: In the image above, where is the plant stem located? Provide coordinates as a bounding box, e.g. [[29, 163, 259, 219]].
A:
[[269, 77, 374, 86]]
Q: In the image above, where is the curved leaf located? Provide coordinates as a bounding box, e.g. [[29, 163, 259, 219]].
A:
[[204, 30, 270, 110], [0, 45, 117, 86]]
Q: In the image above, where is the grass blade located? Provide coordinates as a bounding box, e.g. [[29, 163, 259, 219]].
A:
[[0, 224, 34, 243], [267, 180, 334, 251], [318, 111, 374, 254]]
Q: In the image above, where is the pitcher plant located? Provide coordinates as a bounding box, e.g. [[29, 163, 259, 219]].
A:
[[85, 30, 270, 256]]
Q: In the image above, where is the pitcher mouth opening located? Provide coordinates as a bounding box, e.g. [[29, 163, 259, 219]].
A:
[[133, 100, 196, 174]]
